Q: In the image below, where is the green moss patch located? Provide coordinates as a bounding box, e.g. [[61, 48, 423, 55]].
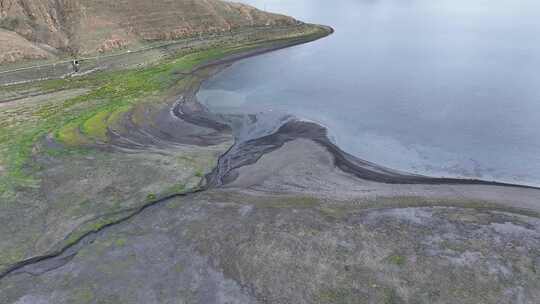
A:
[[387, 254, 406, 266], [82, 109, 111, 141]]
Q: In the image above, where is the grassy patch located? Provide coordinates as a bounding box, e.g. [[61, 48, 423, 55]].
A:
[[0, 25, 329, 272], [387, 254, 406, 266], [63, 211, 130, 247], [0, 46, 257, 194], [107, 105, 132, 130], [166, 183, 187, 195], [146, 193, 157, 201], [1, 29, 329, 195], [57, 121, 89, 146], [194, 170, 205, 178], [82, 109, 111, 141], [115, 238, 127, 247]]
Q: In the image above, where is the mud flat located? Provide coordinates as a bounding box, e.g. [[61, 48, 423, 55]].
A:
[[2, 188, 539, 303], [1, 22, 540, 304], [0, 23, 332, 277]]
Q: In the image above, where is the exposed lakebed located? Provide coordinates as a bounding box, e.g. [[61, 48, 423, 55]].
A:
[[3, 14, 540, 303], [198, 0, 540, 187]]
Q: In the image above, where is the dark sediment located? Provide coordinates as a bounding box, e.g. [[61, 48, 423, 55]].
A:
[[0, 24, 335, 281], [7, 32, 538, 279], [206, 119, 540, 190]]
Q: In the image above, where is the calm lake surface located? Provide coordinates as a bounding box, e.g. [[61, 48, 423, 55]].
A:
[[198, 0, 540, 186]]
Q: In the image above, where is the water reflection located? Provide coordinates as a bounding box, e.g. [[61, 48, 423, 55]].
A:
[[198, 0, 540, 186]]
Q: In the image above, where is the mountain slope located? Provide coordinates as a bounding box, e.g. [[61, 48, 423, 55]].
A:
[[0, 0, 297, 64], [0, 28, 50, 63]]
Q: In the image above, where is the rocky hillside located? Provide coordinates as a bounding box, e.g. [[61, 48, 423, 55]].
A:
[[0, 0, 297, 64]]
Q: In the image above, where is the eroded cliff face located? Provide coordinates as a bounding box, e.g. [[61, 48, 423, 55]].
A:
[[0, 0, 296, 63], [0, 0, 77, 49]]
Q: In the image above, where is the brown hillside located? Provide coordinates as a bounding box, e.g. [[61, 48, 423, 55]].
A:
[[0, 28, 50, 63], [0, 0, 297, 64]]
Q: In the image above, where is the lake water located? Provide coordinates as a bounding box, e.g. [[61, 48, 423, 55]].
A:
[[198, 0, 540, 186]]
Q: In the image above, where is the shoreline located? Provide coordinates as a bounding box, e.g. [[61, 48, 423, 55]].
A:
[[189, 63, 539, 190], [178, 44, 540, 215], [2, 22, 540, 284], [0, 24, 335, 280], [209, 118, 540, 190], [2, 22, 540, 303], [0, 24, 334, 87], [2, 6, 540, 301]]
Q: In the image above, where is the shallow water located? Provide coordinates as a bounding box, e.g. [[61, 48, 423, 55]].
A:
[[198, 0, 540, 186]]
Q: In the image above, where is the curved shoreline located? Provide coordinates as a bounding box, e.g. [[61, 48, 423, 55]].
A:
[[189, 78, 539, 190], [0, 24, 335, 282], [200, 116, 540, 190], [2, 24, 539, 284]]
